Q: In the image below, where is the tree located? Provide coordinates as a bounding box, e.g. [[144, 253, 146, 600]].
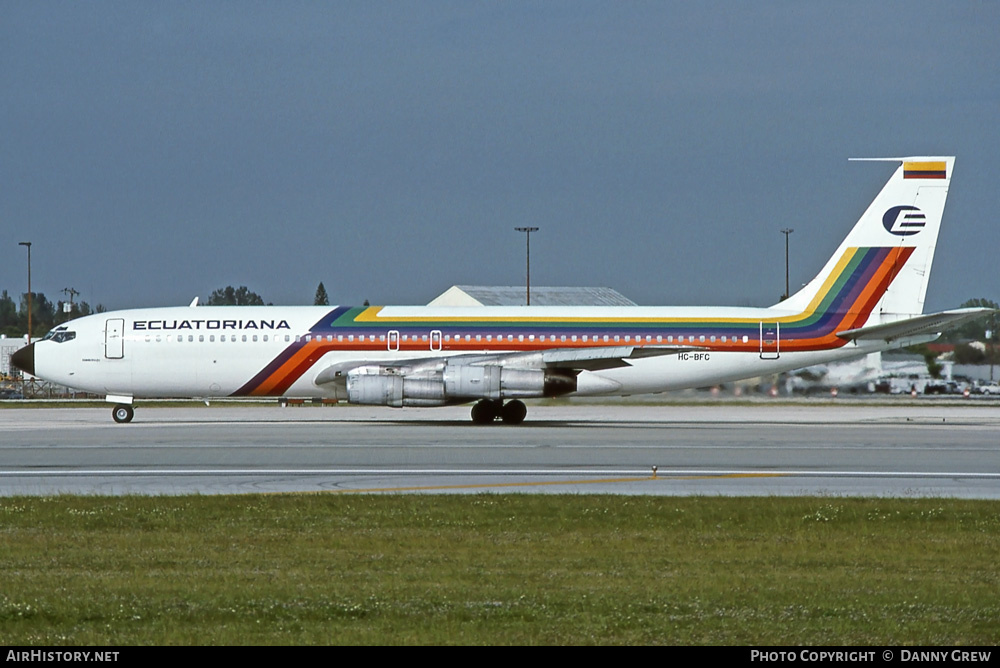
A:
[[205, 286, 265, 306], [54, 300, 93, 326], [18, 292, 55, 338], [314, 282, 329, 306], [0, 290, 18, 337], [908, 343, 944, 379]]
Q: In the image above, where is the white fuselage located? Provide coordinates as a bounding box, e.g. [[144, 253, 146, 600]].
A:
[[31, 304, 898, 402]]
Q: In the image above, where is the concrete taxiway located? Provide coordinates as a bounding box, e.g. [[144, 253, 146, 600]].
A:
[[1, 401, 999, 498]]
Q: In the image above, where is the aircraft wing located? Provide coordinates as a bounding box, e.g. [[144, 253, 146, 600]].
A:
[[314, 344, 699, 386], [836, 307, 995, 343], [500, 344, 702, 371]]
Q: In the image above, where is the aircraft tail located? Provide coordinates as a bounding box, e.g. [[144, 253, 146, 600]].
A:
[[774, 156, 954, 326]]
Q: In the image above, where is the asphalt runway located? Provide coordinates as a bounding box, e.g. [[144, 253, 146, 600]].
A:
[[1, 402, 999, 498]]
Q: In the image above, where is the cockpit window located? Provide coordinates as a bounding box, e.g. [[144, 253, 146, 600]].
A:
[[40, 327, 76, 343]]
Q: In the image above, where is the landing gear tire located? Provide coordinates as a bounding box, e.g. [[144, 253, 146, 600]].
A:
[[112, 404, 134, 424], [471, 399, 501, 424], [501, 399, 527, 425]]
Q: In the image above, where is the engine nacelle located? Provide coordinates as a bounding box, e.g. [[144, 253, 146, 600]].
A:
[[346, 374, 447, 407], [345, 364, 577, 407]]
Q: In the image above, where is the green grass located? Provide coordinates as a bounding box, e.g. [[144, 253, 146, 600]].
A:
[[1, 495, 998, 644]]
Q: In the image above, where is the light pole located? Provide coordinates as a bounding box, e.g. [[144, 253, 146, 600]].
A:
[[514, 227, 539, 305], [990, 312, 996, 382], [18, 242, 32, 345], [780, 228, 794, 300]]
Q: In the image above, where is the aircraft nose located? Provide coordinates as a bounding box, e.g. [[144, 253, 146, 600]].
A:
[[11, 343, 34, 376]]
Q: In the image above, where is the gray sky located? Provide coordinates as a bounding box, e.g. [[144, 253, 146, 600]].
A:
[[2, 1, 998, 312]]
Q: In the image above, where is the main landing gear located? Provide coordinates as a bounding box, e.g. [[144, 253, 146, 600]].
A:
[[112, 404, 135, 424], [470, 399, 527, 425]]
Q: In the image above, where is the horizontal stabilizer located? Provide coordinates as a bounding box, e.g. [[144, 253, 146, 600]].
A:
[[836, 308, 994, 343]]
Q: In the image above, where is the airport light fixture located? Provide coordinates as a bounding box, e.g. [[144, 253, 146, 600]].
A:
[[18, 242, 32, 344], [514, 227, 539, 305]]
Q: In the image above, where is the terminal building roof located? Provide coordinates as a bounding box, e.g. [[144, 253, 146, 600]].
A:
[[428, 285, 637, 307]]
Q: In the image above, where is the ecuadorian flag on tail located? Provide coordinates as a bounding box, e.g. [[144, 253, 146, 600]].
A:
[[903, 161, 947, 179]]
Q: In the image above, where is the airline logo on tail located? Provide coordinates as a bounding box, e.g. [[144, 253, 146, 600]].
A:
[[882, 206, 926, 236]]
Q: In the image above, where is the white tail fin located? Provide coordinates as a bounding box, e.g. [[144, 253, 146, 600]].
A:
[[775, 156, 954, 321]]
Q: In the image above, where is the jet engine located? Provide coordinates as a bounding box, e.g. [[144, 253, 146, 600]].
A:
[[345, 363, 577, 407]]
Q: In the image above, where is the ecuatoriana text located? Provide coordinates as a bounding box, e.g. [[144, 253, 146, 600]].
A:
[[133, 320, 291, 331]]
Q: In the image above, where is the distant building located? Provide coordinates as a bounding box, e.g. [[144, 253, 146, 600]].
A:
[[0, 336, 29, 377], [428, 285, 636, 307]]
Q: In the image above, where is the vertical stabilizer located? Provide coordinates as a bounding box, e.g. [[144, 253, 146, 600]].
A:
[[774, 156, 954, 322]]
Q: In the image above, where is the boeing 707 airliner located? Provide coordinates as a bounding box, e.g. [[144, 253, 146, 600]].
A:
[[11, 156, 990, 424]]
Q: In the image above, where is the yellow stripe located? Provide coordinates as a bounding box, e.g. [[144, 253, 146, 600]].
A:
[[904, 161, 946, 172], [267, 472, 787, 495], [799, 246, 858, 317], [352, 250, 861, 326]]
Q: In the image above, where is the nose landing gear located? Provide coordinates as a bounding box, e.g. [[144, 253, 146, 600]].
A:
[[112, 404, 135, 424]]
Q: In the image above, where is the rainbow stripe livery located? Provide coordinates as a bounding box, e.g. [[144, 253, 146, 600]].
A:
[[232, 245, 912, 397], [15, 155, 991, 424]]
